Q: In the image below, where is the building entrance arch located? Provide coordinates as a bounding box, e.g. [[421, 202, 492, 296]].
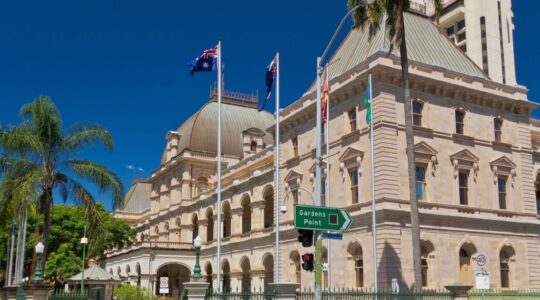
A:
[[155, 263, 191, 296]]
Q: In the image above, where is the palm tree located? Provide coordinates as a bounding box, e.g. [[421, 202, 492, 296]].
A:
[[0, 96, 124, 274], [347, 0, 443, 290]]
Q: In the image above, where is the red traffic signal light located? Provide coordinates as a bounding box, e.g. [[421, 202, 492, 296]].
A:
[[301, 253, 314, 272]]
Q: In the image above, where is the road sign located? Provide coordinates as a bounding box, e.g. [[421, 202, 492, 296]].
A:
[[294, 204, 352, 231], [159, 277, 169, 294], [474, 270, 490, 289], [322, 233, 343, 240], [476, 253, 487, 268]]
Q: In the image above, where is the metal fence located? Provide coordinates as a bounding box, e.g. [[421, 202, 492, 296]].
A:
[[469, 289, 540, 300], [206, 289, 276, 300], [296, 289, 454, 300], [47, 289, 88, 300]]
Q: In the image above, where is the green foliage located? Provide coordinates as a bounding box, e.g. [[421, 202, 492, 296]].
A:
[[114, 285, 153, 300], [45, 243, 82, 280], [0, 96, 125, 274], [0, 204, 135, 281]]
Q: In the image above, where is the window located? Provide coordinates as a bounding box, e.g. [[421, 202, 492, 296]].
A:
[[421, 255, 428, 287], [457, 32, 466, 43], [494, 118, 503, 142], [446, 26, 455, 36], [348, 108, 357, 131], [350, 170, 359, 204], [457, 19, 466, 31], [460, 44, 467, 52], [455, 110, 464, 134], [412, 101, 423, 126], [500, 253, 510, 288], [292, 189, 299, 204], [355, 259, 364, 288], [416, 165, 427, 201], [536, 191, 540, 215], [292, 136, 298, 157], [250, 141, 257, 152], [480, 16, 489, 74], [498, 176, 507, 209], [459, 171, 469, 205]]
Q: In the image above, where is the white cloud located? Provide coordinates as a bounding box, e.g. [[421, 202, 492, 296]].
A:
[[126, 164, 144, 172]]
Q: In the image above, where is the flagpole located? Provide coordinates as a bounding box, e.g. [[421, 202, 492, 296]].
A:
[[314, 56, 323, 300], [216, 39, 223, 292], [324, 66, 331, 289], [274, 51, 281, 283], [368, 73, 378, 292]]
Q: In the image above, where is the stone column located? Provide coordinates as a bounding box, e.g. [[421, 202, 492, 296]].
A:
[[250, 270, 266, 291], [251, 200, 266, 231], [445, 284, 472, 300], [183, 281, 210, 300], [268, 283, 300, 300], [231, 208, 243, 236], [198, 219, 208, 243], [229, 272, 243, 292]]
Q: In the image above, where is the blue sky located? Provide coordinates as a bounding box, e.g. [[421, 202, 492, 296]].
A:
[[0, 1, 538, 210]]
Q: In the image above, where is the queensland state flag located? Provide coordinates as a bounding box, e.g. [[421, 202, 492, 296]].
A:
[[258, 56, 277, 112], [189, 48, 218, 75], [321, 69, 329, 124]]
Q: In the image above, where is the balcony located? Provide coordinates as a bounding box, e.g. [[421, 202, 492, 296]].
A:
[[106, 241, 193, 257]]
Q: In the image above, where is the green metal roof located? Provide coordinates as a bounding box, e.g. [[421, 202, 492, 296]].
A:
[[327, 12, 487, 80], [69, 265, 120, 282]]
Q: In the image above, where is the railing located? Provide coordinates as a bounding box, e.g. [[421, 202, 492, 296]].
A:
[[297, 289, 454, 300], [47, 289, 88, 300], [469, 289, 540, 300], [206, 289, 276, 300], [408, 2, 427, 15]]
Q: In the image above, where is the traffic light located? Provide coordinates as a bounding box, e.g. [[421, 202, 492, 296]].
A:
[[297, 229, 313, 247], [301, 253, 314, 272]]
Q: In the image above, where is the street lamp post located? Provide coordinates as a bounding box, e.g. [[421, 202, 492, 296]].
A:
[[32, 242, 44, 282], [80, 229, 88, 293], [192, 236, 202, 280], [314, 5, 363, 300]]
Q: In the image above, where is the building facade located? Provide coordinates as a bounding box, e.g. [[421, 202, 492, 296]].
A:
[[104, 11, 540, 295]]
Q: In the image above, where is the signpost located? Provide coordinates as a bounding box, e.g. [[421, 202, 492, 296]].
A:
[[294, 204, 352, 232], [474, 252, 489, 298], [159, 277, 169, 295]]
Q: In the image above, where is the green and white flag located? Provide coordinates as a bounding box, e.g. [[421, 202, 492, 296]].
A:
[[364, 74, 372, 124]]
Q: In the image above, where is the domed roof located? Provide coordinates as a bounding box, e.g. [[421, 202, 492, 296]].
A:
[[161, 96, 274, 164]]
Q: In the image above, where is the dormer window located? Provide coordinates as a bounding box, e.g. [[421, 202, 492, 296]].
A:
[[413, 101, 423, 126], [348, 108, 357, 132], [250, 141, 257, 152]]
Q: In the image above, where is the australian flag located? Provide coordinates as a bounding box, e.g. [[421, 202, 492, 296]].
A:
[[189, 48, 218, 75], [258, 56, 277, 111]]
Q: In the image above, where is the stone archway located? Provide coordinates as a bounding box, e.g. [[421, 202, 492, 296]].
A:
[[262, 253, 274, 290], [155, 263, 191, 296], [458, 243, 477, 286]]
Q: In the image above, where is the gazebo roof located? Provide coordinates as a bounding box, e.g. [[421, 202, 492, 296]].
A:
[[69, 265, 121, 282]]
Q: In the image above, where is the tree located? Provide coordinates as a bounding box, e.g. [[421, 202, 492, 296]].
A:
[[0, 204, 135, 281], [0, 96, 124, 275], [347, 0, 442, 290]]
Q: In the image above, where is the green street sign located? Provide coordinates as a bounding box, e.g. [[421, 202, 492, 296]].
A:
[[294, 204, 352, 232]]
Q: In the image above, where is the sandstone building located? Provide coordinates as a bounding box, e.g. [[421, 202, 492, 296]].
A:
[[104, 8, 540, 295]]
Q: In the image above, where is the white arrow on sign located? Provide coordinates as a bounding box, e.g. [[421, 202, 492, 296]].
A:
[[340, 209, 352, 230]]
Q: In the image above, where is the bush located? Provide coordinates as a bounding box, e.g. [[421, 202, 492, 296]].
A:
[[114, 285, 153, 300]]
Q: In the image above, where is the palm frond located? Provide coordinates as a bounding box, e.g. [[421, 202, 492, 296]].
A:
[[62, 124, 114, 153], [0, 123, 45, 155], [63, 159, 124, 208], [19, 95, 63, 147], [367, 0, 385, 41], [432, 0, 444, 23], [0, 156, 38, 175], [348, 0, 368, 29]]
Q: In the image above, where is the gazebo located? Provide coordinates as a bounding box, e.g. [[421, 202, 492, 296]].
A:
[[68, 263, 121, 300]]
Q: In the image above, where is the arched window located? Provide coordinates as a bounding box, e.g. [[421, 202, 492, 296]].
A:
[[154, 226, 159, 235], [223, 202, 232, 238], [250, 141, 257, 152], [205, 264, 213, 290], [262, 254, 274, 291], [164, 222, 169, 231], [206, 209, 214, 242], [241, 195, 252, 234], [348, 243, 364, 288], [421, 242, 434, 287], [222, 261, 231, 292], [290, 251, 301, 284], [494, 118, 503, 142], [412, 100, 424, 126], [500, 246, 515, 288], [458, 244, 476, 285], [455, 110, 465, 134], [263, 186, 274, 228], [192, 214, 199, 242], [240, 258, 251, 292]]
